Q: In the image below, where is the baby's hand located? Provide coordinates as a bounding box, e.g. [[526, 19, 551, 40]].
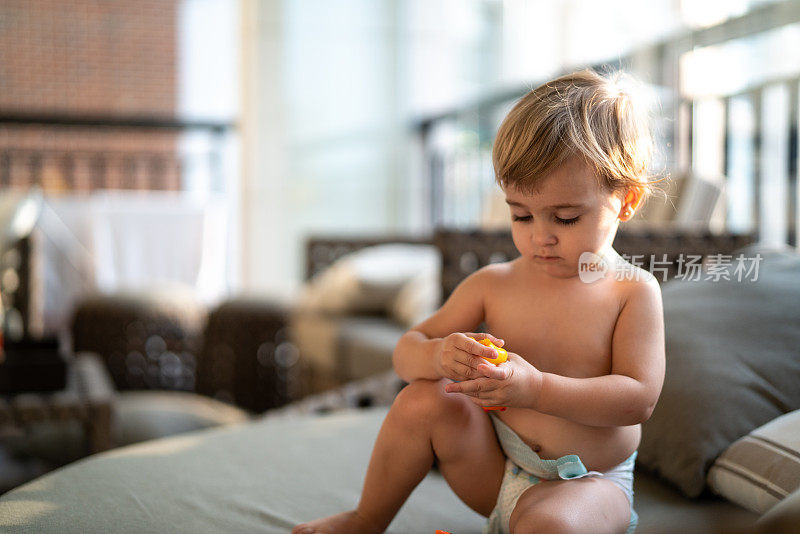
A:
[[434, 332, 505, 382], [444, 351, 543, 409]]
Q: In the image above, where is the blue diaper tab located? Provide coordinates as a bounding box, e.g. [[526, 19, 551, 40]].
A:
[[556, 455, 589, 479], [488, 415, 603, 479]]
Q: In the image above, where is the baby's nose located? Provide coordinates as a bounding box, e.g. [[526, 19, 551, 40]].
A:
[[532, 226, 557, 247]]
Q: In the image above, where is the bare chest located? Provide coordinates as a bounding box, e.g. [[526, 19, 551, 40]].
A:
[[483, 277, 623, 377]]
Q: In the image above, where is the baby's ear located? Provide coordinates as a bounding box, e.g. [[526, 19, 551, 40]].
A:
[[623, 186, 644, 211], [618, 186, 644, 222]]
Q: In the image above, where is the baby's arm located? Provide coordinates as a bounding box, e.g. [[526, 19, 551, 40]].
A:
[[534, 278, 666, 427], [392, 267, 503, 383]]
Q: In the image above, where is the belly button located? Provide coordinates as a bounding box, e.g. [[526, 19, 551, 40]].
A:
[[532, 444, 542, 453]]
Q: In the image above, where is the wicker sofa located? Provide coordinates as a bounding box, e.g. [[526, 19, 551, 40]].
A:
[[3, 227, 800, 534]]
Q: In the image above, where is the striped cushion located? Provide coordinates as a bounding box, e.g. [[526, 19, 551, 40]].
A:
[[708, 410, 800, 514]]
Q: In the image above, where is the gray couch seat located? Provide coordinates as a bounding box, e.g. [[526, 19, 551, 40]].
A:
[[0, 409, 482, 533], [0, 407, 757, 534]]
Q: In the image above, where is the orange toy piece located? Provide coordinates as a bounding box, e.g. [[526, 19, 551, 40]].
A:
[[477, 338, 507, 365], [435, 531, 453, 534], [476, 339, 508, 411]]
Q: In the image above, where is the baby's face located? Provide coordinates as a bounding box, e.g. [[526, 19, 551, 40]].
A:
[[504, 157, 625, 280]]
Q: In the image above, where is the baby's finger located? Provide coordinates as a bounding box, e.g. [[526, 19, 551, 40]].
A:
[[477, 363, 508, 380], [449, 348, 483, 373], [485, 363, 512, 380], [465, 353, 491, 371], [467, 332, 505, 347], [445, 377, 495, 395], [460, 336, 501, 360], [485, 333, 505, 347], [452, 360, 481, 380]]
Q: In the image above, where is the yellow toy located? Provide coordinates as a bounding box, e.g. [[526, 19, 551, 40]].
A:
[[477, 338, 507, 365], [476, 338, 507, 411]]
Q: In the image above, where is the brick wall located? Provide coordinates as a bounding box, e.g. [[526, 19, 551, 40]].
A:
[[0, 0, 180, 192]]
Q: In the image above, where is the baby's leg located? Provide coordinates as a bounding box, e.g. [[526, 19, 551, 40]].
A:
[[293, 378, 506, 534], [508, 477, 631, 534]]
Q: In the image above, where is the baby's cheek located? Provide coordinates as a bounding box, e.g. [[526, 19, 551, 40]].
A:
[[511, 227, 536, 249]]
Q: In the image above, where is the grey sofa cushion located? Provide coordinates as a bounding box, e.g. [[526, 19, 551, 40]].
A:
[[337, 316, 406, 382], [1, 421, 86, 467], [1, 391, 251, 469], [0, 408, 485, 533], [0, 407, 757, 533], [639, 246, 800, 498], [289, 312, 404, 390], [113, 390, 251, 446], [633, 467, 756, 532]]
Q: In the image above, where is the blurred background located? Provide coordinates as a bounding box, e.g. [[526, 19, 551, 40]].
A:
[[1, 0, 799, 492], [2, 0, 798, 310]]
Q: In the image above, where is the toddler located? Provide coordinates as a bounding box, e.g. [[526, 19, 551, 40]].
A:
[[294, 68, 666, 534]]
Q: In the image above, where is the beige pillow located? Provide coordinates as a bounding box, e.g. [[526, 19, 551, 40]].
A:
[[297, 259, 385, 314], [708, 409, 800, 514], [297, 244, 439, 315], [389, 264, 441, 328]]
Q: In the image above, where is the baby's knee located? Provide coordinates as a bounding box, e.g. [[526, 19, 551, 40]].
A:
[[392, 379, 468, 426], [393, 379, 445, 419], [509, 506, 575, 534]]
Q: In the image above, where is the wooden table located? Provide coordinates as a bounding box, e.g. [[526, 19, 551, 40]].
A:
[[0, 353, 115, 454]]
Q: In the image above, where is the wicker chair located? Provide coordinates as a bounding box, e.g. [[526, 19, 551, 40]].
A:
[[71, 288, 205, 392], [197, 298, 305, 413]]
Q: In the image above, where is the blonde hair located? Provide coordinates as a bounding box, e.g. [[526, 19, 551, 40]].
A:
[[493, 68, 657, 201]]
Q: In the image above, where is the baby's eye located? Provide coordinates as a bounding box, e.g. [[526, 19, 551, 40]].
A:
[[555, 216, 580, 225], [512, 214, 532, 222]]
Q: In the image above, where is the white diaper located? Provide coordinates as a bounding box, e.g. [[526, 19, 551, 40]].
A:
[[483, 414, 637, 534]]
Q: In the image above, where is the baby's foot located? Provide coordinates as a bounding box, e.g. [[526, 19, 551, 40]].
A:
[[292, 510, 383, 534]]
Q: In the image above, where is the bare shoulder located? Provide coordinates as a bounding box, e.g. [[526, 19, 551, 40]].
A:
[[608, 255, 663, 309], [480, 259, 516, 278], [614, 258, 661, 308], [461, 259, 515, 287], [471, 258, 524, 294]]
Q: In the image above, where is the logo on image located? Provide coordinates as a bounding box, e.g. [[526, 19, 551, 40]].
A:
[[578, 252, 609, 284]]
